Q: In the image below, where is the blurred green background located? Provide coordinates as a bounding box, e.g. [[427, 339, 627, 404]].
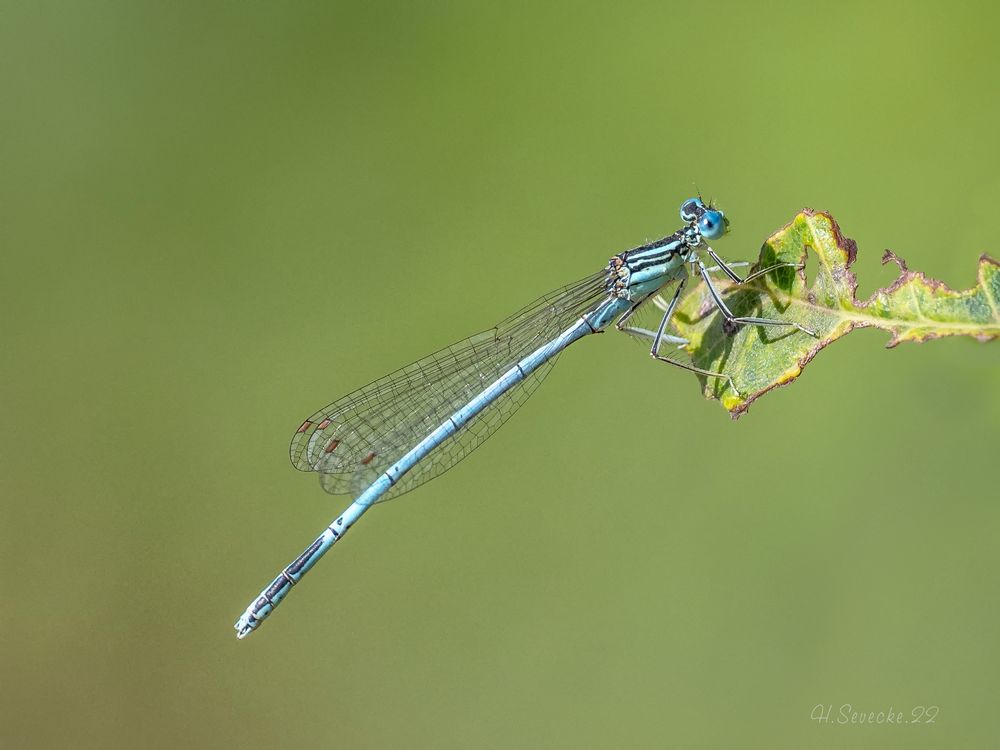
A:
[[2, 1, 998, 747]]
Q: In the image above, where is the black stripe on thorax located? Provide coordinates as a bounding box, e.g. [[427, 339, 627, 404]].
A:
[[622, 233, 685, 272]]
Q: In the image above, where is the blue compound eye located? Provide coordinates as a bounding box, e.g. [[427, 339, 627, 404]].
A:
[[698, 209, 727, 240], [680, 197, 705, 223]]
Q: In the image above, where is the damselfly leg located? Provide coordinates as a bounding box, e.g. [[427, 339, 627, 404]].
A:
[[617, 278, 741, 395], [615, 291, 688, 346], [703, 249, 806, 286], [696, 251, 817, 337]]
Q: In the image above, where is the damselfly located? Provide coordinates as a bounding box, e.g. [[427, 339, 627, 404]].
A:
[[235, 197, 815, 639]]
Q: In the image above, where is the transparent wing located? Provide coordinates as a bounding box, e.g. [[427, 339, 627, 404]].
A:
[[289, 269, 610, 502]]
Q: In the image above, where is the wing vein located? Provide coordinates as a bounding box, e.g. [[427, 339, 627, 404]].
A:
[[288, 269, 610, 502]]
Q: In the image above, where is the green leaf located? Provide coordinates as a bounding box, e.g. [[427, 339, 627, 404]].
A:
[[669, 209, 1000, 417]]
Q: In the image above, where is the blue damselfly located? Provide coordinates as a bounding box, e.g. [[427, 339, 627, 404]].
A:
[[234, 198, 814, 638]]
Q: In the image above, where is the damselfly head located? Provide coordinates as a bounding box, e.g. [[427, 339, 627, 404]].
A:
[[679, 197, 729, 241]]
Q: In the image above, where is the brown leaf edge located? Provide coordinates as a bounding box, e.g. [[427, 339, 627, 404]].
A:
[[728, 208, 1000, 419]]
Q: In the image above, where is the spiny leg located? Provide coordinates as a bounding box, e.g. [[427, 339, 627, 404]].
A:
[[617, 284, 689, 346], [615, 291, 688, 343], [618, 277, 741, 396], [648, 277, 688, 354], [649, 263, 749, 313], [614, 291, 655, 331], [697, 259, 817, 337], [704, 247, 803, 285], [618, 326, 688, 346], [701, 259, 750, 276]]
